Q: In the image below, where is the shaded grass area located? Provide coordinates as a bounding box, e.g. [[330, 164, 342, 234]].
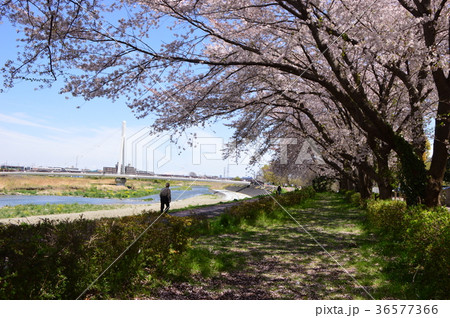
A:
[[146, 193, 418, 300], [141, 194, 356, 299], [0, 203, 121, 219]]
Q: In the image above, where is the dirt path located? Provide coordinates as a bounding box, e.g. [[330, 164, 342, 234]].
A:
[[0, 190, 251, 225], [146, 193, 377, 300]]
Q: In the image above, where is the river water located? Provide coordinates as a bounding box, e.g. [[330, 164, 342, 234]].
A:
[[0, 186, 213, 207]]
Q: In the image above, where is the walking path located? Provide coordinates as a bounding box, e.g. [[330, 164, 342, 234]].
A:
[[148, 193, 377, 300], [0, 190, 251, 225]]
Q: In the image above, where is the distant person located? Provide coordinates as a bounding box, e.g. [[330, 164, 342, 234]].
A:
[[276, 185, 282, 195], [160, 183, 171, 213]]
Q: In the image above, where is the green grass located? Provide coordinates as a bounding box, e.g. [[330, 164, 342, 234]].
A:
[[167, 194, 253, 214], [146, 192, 426, 299], [168, 247, 246, 279], [0, 203, 121, 219], [1, 189, 41, 195], [61, 186, 159, 199]]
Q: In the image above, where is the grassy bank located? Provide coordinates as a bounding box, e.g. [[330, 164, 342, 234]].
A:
[[60, 186, 159, 199], [1, 189, 444, 299], [144, 192, 448, 300], [0, 203, 122, 219]]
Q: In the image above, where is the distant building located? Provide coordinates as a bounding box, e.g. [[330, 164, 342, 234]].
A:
[[63, 167, 81, 173], [103, 164, 137, 175], [103, 166, 117, 174], [125, 165, 136, 175], [0, 165, 28, 172]]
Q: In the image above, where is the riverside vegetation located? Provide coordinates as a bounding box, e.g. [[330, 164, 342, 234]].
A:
[[0, 175, 203, 219], [0, 175, 200, 199], [0, 187, 448, 299], [0, 175, 207, 218], [363, 197, 449, 298]]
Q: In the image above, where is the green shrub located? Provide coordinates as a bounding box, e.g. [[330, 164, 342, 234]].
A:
[[350, 192, 362, 207], [0, 219, 98, 299], [219, 187, 316, 229], [366, 199, 407, 237], [364, 199, 449, 298], [0, 213, 194, 299], [280, 186, 316, 206], [312, 176, 334, 192], [343, 190, 356, 202], [403, 206, 450, 297]]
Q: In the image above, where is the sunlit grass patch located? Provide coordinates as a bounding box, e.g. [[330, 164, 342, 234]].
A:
[[171, 247, 246, 279]]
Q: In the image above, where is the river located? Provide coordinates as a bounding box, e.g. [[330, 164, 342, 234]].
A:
[[0, 186, 213, 207]]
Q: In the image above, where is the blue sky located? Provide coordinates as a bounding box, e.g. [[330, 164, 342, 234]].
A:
[[0, 18, 263, 178]]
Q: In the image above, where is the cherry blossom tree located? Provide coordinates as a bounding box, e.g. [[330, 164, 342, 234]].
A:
[[225, 82, 399, 199], [1, 0, 448, 205]]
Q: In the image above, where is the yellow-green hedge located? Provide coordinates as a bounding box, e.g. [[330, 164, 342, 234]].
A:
[[365, 199, 449, 298], [366, 199, 407, 237]]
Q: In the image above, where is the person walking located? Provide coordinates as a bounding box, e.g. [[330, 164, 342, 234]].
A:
[[160, 182, 171, 213], [276, 185, 282, 195]]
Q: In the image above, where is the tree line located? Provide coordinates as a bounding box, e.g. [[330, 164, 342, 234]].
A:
[[1, 0, 448, 206]]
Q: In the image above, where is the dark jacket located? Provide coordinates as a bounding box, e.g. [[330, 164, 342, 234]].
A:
[[160, 187, 171, 202]]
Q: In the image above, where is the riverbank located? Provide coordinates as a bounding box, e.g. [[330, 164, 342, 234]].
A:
[[0, 174, 240, 198], [0, 190, 251, 225]]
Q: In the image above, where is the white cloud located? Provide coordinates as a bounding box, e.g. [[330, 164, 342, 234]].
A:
[[0, 113, 68, 133], [0, 125, 121, 169]]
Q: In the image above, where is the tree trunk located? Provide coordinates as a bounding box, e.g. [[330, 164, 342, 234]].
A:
[[357, 167, 372, 199], [424, 86, 450, 206], [376, 146, 394, 200], [395, 141, 427, 205], [339, 174, 355, 192], [378, 183, 393, 200], [420, 6, 450, 206]]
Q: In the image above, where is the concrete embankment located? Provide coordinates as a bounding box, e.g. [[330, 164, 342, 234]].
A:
[[225, 184, 274, 197]]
